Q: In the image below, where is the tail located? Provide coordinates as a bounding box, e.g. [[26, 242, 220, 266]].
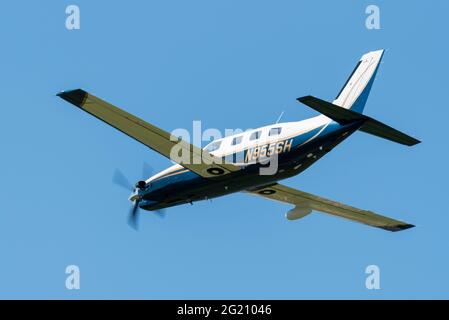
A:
[[297, 50, 421, 147], [333, 49, 384, 113]]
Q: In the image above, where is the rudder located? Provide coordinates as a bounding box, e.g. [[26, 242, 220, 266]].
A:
[[333, 50, 385, 113]]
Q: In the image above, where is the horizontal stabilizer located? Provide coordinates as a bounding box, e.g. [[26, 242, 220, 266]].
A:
[[298, 95, 363, 124], [297, 95, 420, 146], [359, 117, 421, 147]]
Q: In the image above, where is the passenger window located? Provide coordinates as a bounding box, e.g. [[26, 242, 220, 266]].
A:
[[250, 131, 261, 141], [269, 127, 282, 136], [205, 141, 222, 152], [232, 136, 243, 145]]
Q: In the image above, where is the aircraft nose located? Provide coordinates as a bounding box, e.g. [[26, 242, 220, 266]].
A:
[[128, 190, 140, 202], [129, 182, 154, 201]]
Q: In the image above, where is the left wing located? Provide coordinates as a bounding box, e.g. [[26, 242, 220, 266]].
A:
[[57, 89, 240, 178], [247, 183, 414, 232]]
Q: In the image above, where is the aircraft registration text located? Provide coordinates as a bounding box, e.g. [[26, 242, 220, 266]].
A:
[[245, 139, 293, 163]]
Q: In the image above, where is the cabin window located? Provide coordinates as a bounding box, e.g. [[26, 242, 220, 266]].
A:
[[249, 131, 261, 141], [269, 127, 282, 136], [232, 136, 243, 145], [206, 141, 222, 152]]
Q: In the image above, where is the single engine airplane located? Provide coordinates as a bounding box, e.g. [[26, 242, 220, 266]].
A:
[[58, 50, 420, 231]]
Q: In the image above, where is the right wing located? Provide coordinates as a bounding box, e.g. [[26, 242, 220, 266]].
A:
[[247, 183, 415, 232], [57, 89, 240, 178]]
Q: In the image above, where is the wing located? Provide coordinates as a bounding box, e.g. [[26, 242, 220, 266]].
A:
[[57, 89, 240, 178], [247, 183, 414, 232]]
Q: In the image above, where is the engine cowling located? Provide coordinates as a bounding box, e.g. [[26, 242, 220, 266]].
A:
[[286, 206, 312, 221]]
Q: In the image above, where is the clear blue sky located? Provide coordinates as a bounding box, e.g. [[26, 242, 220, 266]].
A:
[[0, 0, 448, 299]]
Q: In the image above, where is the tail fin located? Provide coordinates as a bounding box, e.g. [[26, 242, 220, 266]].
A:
[[297, 50, 420, 146], [333, 50, 384, 113]]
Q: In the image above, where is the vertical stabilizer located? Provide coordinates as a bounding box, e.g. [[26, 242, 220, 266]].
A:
[[333, 50, 384, 113]]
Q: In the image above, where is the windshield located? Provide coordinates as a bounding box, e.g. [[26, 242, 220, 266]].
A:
[[205, 140, 222, 152]]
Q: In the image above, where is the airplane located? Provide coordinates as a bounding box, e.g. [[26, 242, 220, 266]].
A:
[[57, 49, 420, 232]]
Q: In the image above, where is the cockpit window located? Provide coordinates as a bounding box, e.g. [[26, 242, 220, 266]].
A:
[[205, 141, 222, 152], [269, 127, 282, 136], [232, 136, 243, 145], [249, 131, 261, 141]]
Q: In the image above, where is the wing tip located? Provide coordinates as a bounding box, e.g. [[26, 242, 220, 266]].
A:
[[378, 223, 415, 232], [57, 89, 87, 107], [296, 95, 314, 104], [407, 138, 421, 147]]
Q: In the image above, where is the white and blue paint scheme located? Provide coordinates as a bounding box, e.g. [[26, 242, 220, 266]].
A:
[[58, 50, 420, 232]]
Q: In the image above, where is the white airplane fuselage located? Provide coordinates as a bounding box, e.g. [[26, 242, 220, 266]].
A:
[[139, 115, 361, 211]]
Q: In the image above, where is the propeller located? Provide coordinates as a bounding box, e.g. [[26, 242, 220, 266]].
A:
[[112, 169, 134, 191], [142, 162, 153, 181], [128, 200, 141, 230], [113, 163, 165, 230]]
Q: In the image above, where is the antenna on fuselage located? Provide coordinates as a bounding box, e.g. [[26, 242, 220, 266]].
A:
[[276, 111, 285, 124]]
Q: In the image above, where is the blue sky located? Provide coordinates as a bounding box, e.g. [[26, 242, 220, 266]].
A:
[[0, 0, 448, 299]]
